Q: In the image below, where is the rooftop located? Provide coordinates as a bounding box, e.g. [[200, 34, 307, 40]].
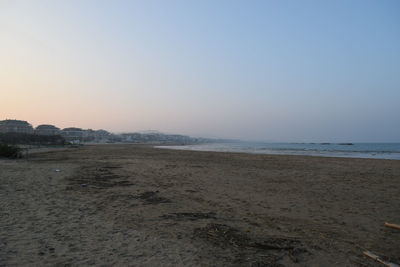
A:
[[36, 124, 60, 130], [62, 127, 83, 131], [0, 119, 31, 126]]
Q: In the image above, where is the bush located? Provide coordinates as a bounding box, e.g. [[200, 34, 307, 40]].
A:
[[0, 144, 22, 158]]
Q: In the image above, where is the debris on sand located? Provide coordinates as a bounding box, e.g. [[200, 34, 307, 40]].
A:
[[384, 222, 400, 231], [193, 223, 307, 266], [134, 191, 171, 204], [194, 223, 251, 248], [161, 212, 216, 221], [69, 165, 133, 189], [363, 251, 399, 267]]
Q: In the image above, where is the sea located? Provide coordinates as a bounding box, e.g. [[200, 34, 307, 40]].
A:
[[157, 142, 400, 160]]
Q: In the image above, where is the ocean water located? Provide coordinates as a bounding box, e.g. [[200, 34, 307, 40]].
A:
[[157, 142, 400, 160]]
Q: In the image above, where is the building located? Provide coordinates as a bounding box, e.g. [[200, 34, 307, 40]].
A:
[[83, 129, 112, 142], [61, 127, 85, 142], [0, 119, 34, 134], [60, 127, 113, 143], [90, 129, 111, 142], [35, 124, 60, 136], [94, 129, 111, 139], [120, 132, 195, 144]]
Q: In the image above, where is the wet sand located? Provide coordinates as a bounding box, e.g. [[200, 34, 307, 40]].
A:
[[1, 144, 399, 266]]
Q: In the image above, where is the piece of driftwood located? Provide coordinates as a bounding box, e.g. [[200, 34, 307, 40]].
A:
[[384, 222, 400, 231], [363, 251, 399, 267]]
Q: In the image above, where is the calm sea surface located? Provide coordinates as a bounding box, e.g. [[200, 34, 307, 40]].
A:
[[157, 142, 400, 160]]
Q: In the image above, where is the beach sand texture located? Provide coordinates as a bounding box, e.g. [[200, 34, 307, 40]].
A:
[[1, 144, 399, 266]]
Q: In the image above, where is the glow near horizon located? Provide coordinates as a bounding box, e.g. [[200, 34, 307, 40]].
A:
[[0, 0, 399, 142]]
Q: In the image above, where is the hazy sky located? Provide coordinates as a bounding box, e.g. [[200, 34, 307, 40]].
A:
[[1, 0, 399, 142]]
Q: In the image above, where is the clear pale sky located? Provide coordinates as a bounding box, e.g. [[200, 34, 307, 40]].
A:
[[1, 0, 399, 142]]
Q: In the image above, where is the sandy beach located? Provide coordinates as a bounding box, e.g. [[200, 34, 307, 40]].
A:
[[1, 144, 399, 266]]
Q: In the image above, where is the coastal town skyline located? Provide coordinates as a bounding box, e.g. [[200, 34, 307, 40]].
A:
[[0, 118, 213, 139], [0, 118, 212, 144]]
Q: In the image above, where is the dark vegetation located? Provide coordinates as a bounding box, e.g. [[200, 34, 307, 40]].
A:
[[0, 133, 65, 158], [0, 144, 22, 158], [0, 133, 65, 146]]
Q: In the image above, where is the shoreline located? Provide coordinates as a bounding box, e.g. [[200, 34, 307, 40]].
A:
[[156, 143, 400, 161], [1, 144, 399, 266]]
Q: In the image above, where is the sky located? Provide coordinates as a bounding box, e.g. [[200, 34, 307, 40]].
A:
[[1, 0, 399, 142]]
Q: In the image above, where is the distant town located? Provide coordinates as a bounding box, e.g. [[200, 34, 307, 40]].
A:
[[0, 119, 222, 145]]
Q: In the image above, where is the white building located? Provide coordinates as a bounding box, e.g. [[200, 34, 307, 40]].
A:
[[35, 124, 60, 136], [61, 127, 85, 141]]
